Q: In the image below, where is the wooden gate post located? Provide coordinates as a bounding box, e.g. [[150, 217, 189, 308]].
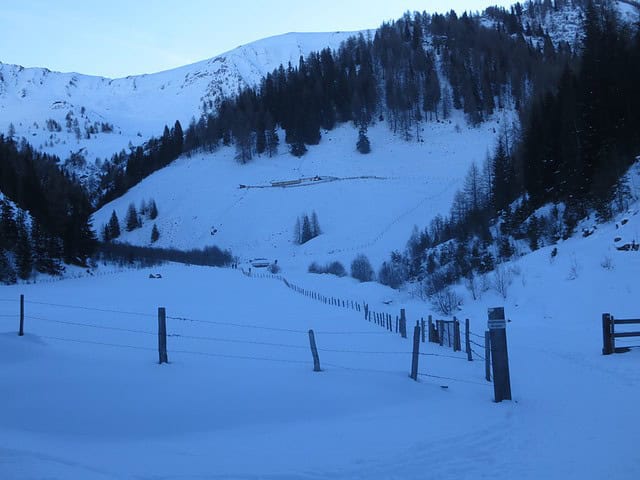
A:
[[410, 323, 420, 381], [308, 329, 321, 372], [438, 320, 444, 346], [19, 294, 24, 336], [428, 315, 434, 342], [488, 307, 511, 402], [602, 313, 615, 355], [158, 307, 168, 364], [421, 318, 426, 343], [453, 317, 461, 352], [465, 318, 472, 361], [485, 330, 491, 382]]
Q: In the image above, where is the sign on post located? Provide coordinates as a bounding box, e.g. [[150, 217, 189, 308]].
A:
[[488, 307, 511, 402]]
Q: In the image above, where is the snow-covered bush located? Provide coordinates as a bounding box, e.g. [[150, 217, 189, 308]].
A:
[[351, 254, 374, 282]]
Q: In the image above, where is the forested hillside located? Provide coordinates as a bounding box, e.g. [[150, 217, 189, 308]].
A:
[[102, 0, 578, 201], [0, 135, 95, 283], [397, 0, 640, 308]]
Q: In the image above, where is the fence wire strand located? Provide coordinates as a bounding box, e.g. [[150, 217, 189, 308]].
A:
[[168, 333, 308, 350], [25, 300, 155, 318], [28, 315, 156, 336], [41, 335, 156, 351]]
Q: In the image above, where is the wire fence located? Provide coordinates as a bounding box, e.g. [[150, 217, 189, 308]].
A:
[[1, 283, 493, 391]]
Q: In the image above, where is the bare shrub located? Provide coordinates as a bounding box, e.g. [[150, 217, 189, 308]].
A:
[[269, 262, 281, 274], [493, 264, 512, 299], [378, 261, 405, 289], [567, 254, 580, 280], [465, 275, 481, 300], [326, 261, 347, 277], [600, 255, 614, 271], [431, 288, 462, 316]]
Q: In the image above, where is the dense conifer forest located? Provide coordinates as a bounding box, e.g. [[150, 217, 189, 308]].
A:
[[0, 135, 96, 282], [396, 1, 640, 305]]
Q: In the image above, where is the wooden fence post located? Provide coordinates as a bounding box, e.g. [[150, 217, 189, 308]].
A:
[[308, 329, 321, 372], [602, 313, 614, 355], [19, 294, 24, 336], [421, 318, 426, 343], [400, 309, 407, 338], [453, 317, 461, 352], [428, 315, 434, 342], [465, 318, 472, 361], [158, 307, 168, 364], [485, 330, 491, 382], [438, 320, 444, 347], [364, 303, 369, 321], [410, 323, 420, 381]]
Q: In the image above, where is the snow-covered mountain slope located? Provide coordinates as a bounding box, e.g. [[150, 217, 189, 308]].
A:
[[93, 111, 515, 271], [0, 31, 359, 170]]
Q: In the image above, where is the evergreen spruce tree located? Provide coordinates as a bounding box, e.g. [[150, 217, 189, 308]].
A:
[[0, 200, 17, 250], [148, 200, 158, 220], [294, 217, 302, 245], [108, 210, 121, 239], [14, 212, 32, 280], [125, 204, 139, 232], [356, 128, 371, 154], [301, 215, 313, 244], [290, 140, 307, 158], [102, 223, 111, 242], [32, 220, 62, 275], [0, 247, 16, 284], [151, 223, 160, 243], [265, 111, 279, 158], [311, 211, 321, 237]]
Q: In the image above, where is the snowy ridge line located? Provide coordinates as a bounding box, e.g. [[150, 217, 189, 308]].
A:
[[24, 299, 155, 318], [27, 315, 156, 336]]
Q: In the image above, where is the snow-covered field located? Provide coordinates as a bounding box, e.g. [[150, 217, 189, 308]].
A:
[[2, 198, 640, 478]]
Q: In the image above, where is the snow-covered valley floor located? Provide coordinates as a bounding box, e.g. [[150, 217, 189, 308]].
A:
[[2, 205, 639, 479]]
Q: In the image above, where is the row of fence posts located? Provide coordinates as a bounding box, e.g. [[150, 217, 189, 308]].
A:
[[246, 271, 513, 402], [11, 292, 511, 401], [426, 314, 497, 387]]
